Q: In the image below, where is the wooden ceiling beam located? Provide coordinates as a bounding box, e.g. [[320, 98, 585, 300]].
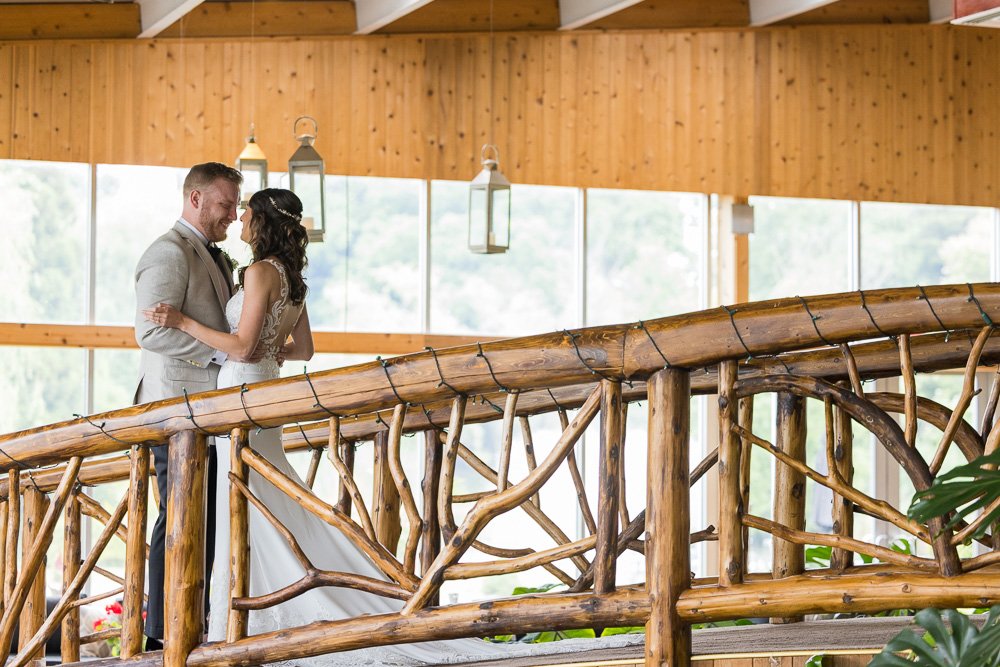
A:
[[558, 0, 646, 29], [158, 1, 356, 38], [135, 0, 205, 38], [354, 0, 438, 34], [748, 0, 840, 25], [0, 4, 141, 40]]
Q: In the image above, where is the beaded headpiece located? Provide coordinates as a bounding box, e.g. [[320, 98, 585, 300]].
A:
[[268, 196, 303, 222]]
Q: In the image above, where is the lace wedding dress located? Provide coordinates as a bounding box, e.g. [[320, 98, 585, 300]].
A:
[[207, 259, 512, 666]]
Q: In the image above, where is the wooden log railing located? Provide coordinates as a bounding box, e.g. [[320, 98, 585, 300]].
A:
[[4, 284, 1000, 667]]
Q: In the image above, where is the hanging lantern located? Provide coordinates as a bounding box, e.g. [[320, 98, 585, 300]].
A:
[[235, 123, 267, 207], [468, 144, 511, 254], [288, 115, 325, 243]]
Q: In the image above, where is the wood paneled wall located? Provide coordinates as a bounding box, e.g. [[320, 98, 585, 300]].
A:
[[0, 25, 997, 206]]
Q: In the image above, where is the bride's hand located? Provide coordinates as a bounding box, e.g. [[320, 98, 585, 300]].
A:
[[143, 303, 186, 330]]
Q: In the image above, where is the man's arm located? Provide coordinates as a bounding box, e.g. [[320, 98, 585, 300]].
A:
[[134, 242, 216, 366]]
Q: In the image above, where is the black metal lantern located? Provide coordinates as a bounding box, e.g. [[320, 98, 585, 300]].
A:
[[236, 124, 267, 208], [468, 144, 511, 254], [288, 116, 325, 243]]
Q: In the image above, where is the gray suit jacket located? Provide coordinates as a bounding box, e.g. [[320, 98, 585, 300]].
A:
[[134, 221, 235, 404]]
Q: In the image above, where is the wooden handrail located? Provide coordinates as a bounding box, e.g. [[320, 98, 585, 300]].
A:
[[1, 284, 999, 470]]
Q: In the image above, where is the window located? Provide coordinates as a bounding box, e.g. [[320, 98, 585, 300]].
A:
[[95, 164, 188, 324], [748, 197, 852, 301], [587, 189, 707, 326], [0, 160, 89, 323], [431, 182, 576, 335], [860, 202, 993, 289]]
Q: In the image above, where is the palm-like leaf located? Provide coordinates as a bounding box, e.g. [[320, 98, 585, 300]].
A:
[[867, 607, 1000, 666], [908, 451, 1000, 541]]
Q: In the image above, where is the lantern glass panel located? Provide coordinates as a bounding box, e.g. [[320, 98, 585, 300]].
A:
[[489, 187, 510, 248], [291, 166, 324, 233], [240, 165, 264, 202], [469, 187, 489, 250]]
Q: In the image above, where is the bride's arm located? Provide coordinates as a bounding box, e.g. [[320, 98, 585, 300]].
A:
[[282, 304, 314, 362], [143, 263, 271, 362]]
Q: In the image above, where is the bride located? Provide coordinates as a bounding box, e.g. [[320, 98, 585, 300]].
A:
[[142, 188, 509, 665]]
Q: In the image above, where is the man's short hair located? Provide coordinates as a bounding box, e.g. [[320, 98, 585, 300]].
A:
[[183, 162, 243, 197]]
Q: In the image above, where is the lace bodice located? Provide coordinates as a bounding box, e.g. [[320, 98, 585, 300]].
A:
[[225, 258, 302, 373]]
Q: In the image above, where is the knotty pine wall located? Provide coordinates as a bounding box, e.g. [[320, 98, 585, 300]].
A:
[[0, 25, 997, 206]]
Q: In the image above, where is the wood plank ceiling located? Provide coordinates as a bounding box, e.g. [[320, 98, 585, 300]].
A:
[[0, 0, 976, 40]]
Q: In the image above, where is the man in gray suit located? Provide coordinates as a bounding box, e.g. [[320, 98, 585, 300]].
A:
[[133, 162, 242, 649]]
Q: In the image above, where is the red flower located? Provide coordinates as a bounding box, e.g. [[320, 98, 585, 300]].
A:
[[93, 619, 103, 630], [106, 601, 124, 616]]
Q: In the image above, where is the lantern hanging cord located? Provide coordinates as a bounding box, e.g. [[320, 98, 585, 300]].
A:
[[295, 423, 320, 452], [546, 388, 566, 413]]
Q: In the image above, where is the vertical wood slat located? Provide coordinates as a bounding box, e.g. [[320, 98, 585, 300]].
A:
[[121, 445, 149, 658], [646, 368, 692, 667], [163, 430, 208, 667], [771, 392, 807, 624], [737, 396, 755, 574], [4, 469, 19, 606], [19, 487, 48, 667], [60, 493, 81, 663], [372, 429, 402, 553], [718, 360, 743, 587], [830, 405, 855, 570], [518, 416, 540, 509], [227, 428, 250, 643], [594, 380, 622, 595], [496, 391, 520, 492], [420, 428, 443, 607], [0, 499, 6, 617]]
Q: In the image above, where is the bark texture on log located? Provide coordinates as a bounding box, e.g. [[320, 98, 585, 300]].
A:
[[646, 368, 692, 667]]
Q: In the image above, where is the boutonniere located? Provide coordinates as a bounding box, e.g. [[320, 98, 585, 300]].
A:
[[219, 249, 239, 273]]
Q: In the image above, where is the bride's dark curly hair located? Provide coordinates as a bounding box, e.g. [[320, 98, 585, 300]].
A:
[[241, 188, 309, 305]]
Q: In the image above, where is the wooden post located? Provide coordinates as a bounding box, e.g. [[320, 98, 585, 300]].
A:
[[227, 428, 250, 642], [830, 405, 855, 570], [717, 360, 743, 586], [4, 469, 19, 606], [372, 430, 402, 553], [646, 368, 691, 667], [304, 446, 324, 490], [61, 493, 81, 663], [0, 498, 6, 616], [421, 428, 443, 607], [19, 487, 48, 667], [772, 392, 806, 624], [595, 380, 622, 595], [121, 445, 150, 658], [163, 430, 208, 667]]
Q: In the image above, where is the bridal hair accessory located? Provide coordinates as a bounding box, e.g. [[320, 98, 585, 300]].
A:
[[268, 196, 303, 222]]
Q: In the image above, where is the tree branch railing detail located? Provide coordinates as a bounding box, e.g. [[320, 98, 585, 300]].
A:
[[4, 284, 1000, 667]]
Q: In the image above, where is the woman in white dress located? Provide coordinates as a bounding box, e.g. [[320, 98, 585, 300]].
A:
[[142, 189, 510, 666]]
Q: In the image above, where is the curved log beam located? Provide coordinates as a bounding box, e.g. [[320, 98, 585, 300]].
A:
[[867, 393, 985, 461], [736, 374, 961, 576], [5, 285, 1000, 469], [232, 569, 410, 610]]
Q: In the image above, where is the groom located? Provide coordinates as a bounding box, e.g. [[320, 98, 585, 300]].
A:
[[133, 162, 242, 649]]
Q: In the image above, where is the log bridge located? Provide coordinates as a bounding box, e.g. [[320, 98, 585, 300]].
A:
[[4, 283, 1000, 666]]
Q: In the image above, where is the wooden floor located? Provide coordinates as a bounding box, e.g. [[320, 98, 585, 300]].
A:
[[449, 616, 920, 667]]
